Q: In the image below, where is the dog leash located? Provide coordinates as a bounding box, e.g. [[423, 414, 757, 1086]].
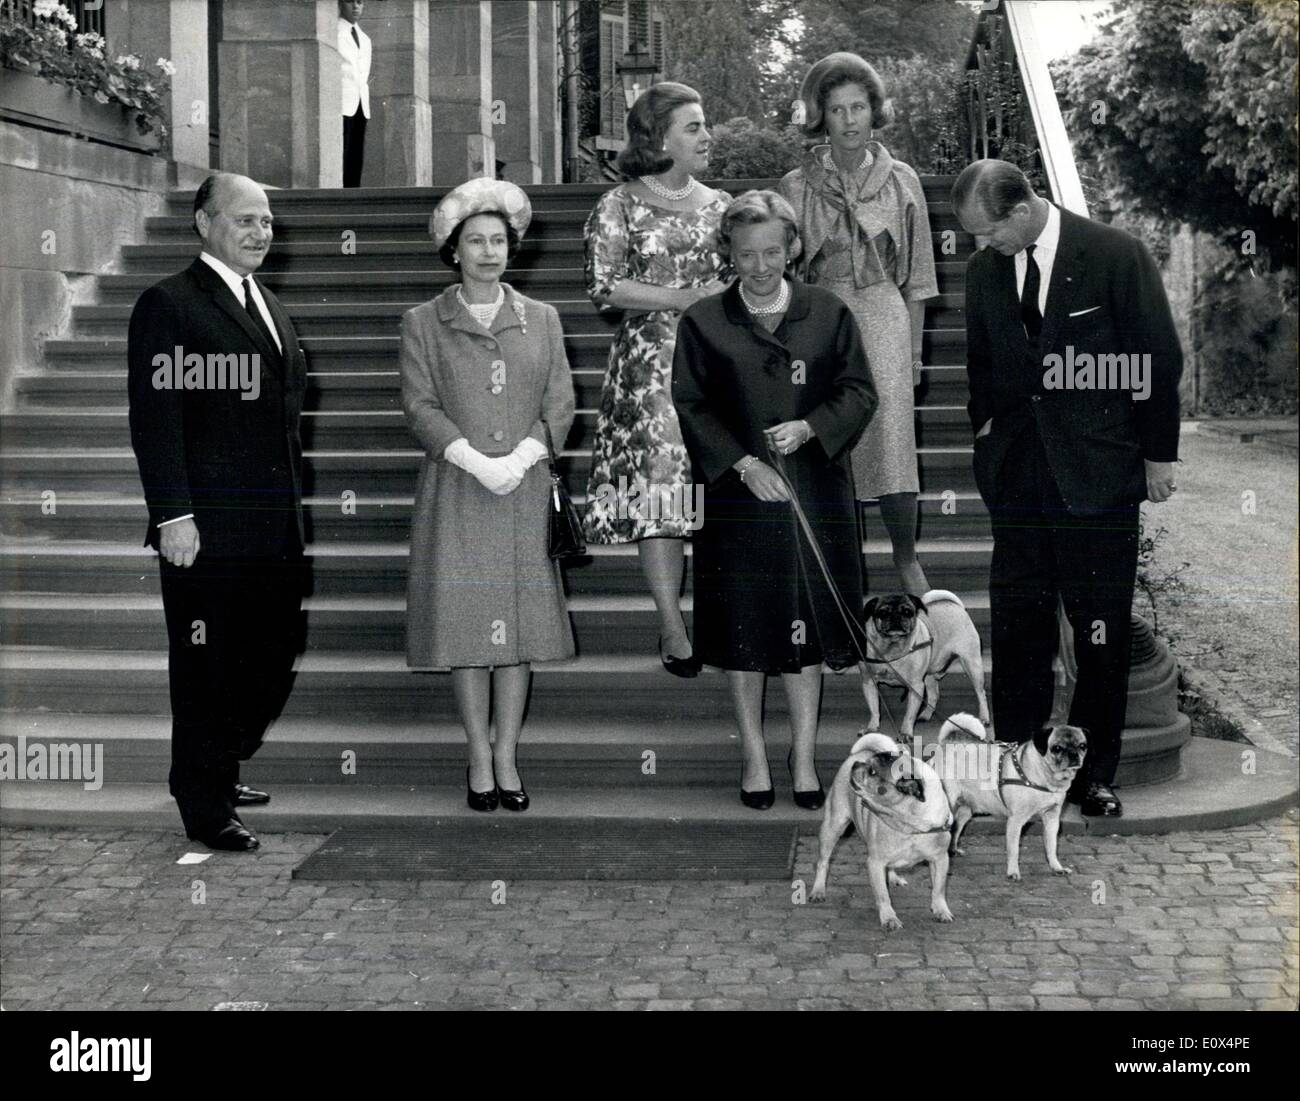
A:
[[764, 439, 915, 728]]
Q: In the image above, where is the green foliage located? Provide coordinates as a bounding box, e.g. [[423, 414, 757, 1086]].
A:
[[1052, 0, 1297, 271], [872, 55, 959, 174], [1182, 1, 1298, 226], [0, 0, 172, 140], [660, 0, 780, 126], [704, 117, 804, 179], [1196, 263, 1300, 414], [773, 0, 975, 73]]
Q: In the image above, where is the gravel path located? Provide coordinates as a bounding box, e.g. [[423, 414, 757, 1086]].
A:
[[1140, 425, 1299, 757]]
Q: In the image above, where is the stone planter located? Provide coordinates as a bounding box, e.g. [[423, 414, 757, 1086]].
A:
[[1050, 611, 1192, 786], [0, 66, 160, 152]]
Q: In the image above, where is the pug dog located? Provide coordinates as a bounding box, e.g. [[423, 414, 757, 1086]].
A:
[[930, 713, 1087, 881], [859, 590, 990, 738], [810, 731, 955, 932]]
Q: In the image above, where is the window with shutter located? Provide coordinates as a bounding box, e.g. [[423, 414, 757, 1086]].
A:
[[599, 10, 626, 141]]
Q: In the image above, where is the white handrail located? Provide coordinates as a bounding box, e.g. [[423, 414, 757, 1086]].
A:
[[1002, 1, 1089, 215]]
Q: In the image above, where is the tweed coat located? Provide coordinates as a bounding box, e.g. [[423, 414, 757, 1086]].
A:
[[400, 284, 577, 668]]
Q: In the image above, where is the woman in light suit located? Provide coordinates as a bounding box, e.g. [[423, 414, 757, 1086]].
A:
[[400, 178, 576, 813]]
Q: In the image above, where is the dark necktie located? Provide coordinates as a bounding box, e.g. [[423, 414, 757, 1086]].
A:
[[1021, 243, 1043, 345], [241, 277, 280, 357], [351, 25, 360, 47]]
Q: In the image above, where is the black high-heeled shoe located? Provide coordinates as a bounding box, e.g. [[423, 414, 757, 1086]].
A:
[[740, 762, 775, 810], [466, 765, 498, 812], [658, 635, 702, 679], [787, 750, 825, 811], [497, 780, 530, 812]]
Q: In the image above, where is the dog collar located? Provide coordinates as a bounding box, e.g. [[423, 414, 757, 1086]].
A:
[[995, 742, 1057, 808], [861, 637, 932, 665]]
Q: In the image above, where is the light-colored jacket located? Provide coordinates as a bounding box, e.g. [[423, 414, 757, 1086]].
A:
[[339, 19, 371, 118]]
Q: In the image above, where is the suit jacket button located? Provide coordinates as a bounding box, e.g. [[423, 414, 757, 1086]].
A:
[[491, 385, 503, 395], [1031, 395, 1042, 402], [492, 430, 504, 441]]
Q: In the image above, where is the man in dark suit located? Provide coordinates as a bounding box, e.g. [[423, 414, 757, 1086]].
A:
[[953, 159, 1182, 818], [128, 172, 307, 850]]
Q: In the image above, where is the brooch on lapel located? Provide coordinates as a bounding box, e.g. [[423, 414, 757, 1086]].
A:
[[510, 296, 527, 334]]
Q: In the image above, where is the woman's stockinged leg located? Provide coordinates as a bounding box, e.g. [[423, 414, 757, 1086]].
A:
[[879, 491, 929, 595], [638, 536, 691, 658], [491, 662, 531, 790], [782, 663, 823, 790], [729, 670, 772, 791], [451, 666, 493, 791]]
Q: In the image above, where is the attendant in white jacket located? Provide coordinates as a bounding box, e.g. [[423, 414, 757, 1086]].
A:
[[339, 0, 372, 187]]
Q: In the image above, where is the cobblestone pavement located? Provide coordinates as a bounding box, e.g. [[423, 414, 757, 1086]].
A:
[[2, 813, 1296, 1011]]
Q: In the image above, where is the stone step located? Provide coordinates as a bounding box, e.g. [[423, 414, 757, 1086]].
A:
[[0, 449, 991, 514], [33, 349, 976, 404], [39, 330, 977, 371], [157, 176, 963, 217], [0, 590, 995, 653], [0, 646, 958, 719], [140, 202, 971, 241], [8, 374, 978, 444], [92, 263, 970, 304], [0, 488, 991, 544], [4, 737, 1283, 836], [116, 231, 977, 273], [70, 297, 967, 339], [0, 536, 997, 592], [0, 405, 984, 461]]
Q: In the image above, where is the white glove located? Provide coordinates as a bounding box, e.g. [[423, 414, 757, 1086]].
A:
[[443, 438, 520, 495], [512, 436, 550, 470]]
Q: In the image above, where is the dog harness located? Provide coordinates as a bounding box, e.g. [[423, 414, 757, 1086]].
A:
[[994, 741, 1058, 808]]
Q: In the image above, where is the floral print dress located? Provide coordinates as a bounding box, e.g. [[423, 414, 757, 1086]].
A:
[[582, 185, 731, 543]]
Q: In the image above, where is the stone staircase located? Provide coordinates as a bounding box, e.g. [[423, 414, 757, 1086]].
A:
[[8, 177, 1275, 834]]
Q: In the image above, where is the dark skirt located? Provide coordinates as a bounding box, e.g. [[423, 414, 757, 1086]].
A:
[[692, 458, 864, 674]]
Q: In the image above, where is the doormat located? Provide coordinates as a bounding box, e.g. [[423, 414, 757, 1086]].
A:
[[292, 819, 799, 881]]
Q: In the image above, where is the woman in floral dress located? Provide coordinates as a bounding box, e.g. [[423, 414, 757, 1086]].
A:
[[583, 82, 731, 676]]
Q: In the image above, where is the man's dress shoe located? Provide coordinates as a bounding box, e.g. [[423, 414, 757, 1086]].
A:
[[1069, 781, 1123, 818], [189, 819, 260, 852], [234, 783, 270, 806]]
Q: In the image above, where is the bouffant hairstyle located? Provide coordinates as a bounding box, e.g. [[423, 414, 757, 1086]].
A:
[[798, 52, 894, 139], [951, 160, 1037, 222], [437, 212, 522, 271], [613, 81, 702, 178], [717, 190, 802, 264]]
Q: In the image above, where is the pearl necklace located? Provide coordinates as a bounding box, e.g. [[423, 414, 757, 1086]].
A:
[[457, 285, 504, 328], [640, 174, 696, 201], [739, 278, 790, 316]]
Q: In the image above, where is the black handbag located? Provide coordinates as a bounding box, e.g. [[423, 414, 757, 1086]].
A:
[[542, 420, 586, 559]]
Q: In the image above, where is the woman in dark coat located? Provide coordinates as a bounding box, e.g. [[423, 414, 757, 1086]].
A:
[[672, 190, 877, 809]]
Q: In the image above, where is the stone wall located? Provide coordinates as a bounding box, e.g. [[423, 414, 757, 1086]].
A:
[[0, 121, 171, 410]]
